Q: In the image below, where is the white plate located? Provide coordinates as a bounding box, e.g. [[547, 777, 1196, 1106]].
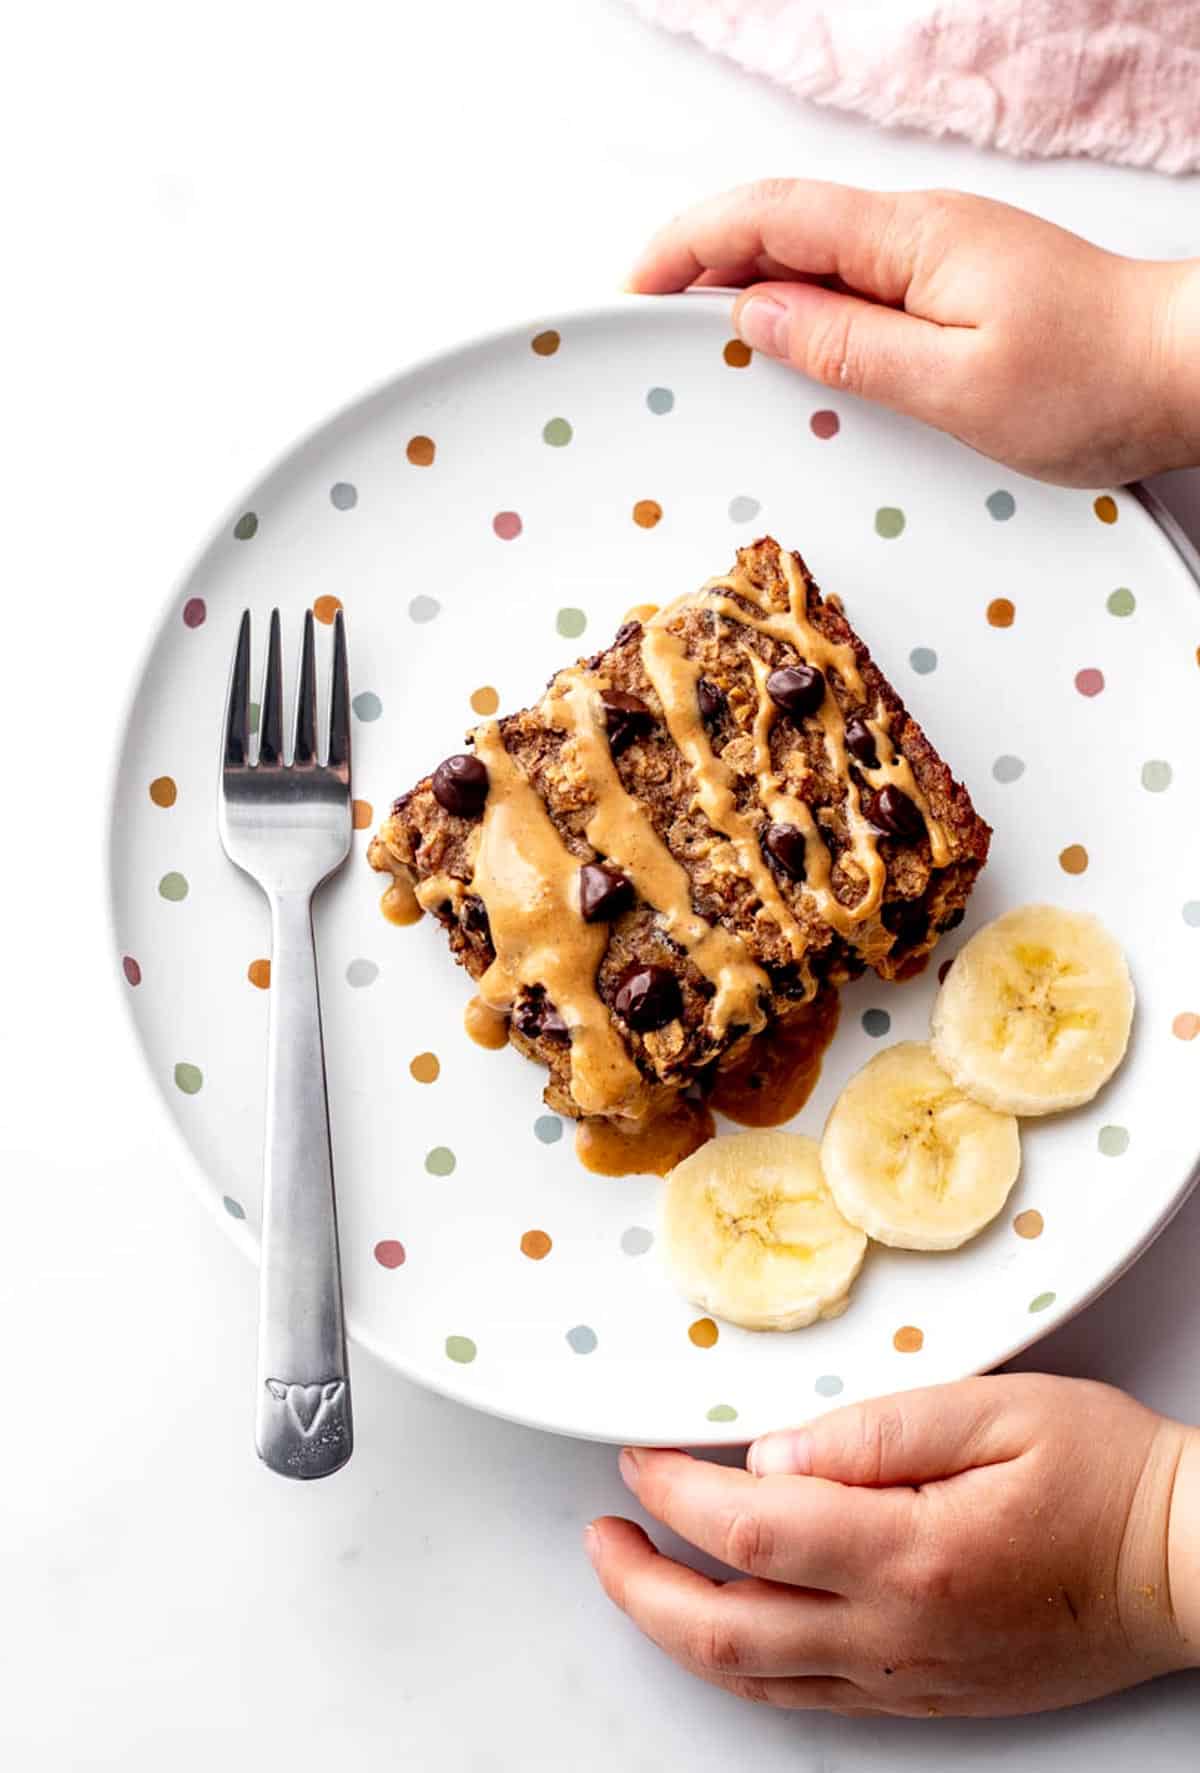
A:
[[108, 294, 1200, 1446]]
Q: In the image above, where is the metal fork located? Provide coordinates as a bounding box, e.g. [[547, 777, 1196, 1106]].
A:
[[219, 609, 354, 1479]]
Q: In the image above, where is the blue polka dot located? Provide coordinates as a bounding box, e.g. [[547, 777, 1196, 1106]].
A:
[[1184, 901, 1200, 928], [223, 1195, 246, 1220], [620, 1226, 653, 1256], [909, 647, 937, 675], [352, 692, 382, 722], [814, 1374, 843, 1397], [534, 1115, 563, 1144], [986, 490, 1016, 521], [646, 387, 674, 415], [993, 755, 1025, 784], [862, 1008, 891, 1038], [566, 1325, 597, 1355]]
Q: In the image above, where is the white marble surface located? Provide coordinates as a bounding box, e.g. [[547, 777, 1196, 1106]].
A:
[[4, 2, 1199, 1765]]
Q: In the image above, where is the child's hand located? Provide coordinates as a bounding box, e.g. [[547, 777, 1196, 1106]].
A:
[[586, 1374, 1200, 1716], [629, 182, 1200, 487]]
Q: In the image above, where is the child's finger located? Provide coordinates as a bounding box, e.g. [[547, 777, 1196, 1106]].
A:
[[617, 1446, 909, 1593]]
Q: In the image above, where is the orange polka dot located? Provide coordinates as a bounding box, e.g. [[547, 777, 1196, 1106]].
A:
[[893, 1325, 924, 1353], [987, 598, 1015, 628], [409, 1052, 440, 1084], [531, 330, 560, 357], [149, 775, 177, 808], [520, 1228, 552, 1259], [406, 435, 436, 467], [633, 499, 663, 529], [1195, 646, 1199, 670], [1059, 844, 1089, 876], [248, 958, 271, 989], [1093, 495, 1118, 525], [470, 686, 500, 715], [352, 798, 373, 830], [688, 1317, 719, 1348], [723, 339, 752, 368], [1013, 1209, 1044, 1239], [1173, 1012, 1200, 1041], [313, 594, 342, 625]]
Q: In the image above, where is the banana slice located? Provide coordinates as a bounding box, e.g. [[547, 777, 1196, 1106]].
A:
[[930, 904, 1134, 1116], [821, 1042, 1021, 1250], [661, 1132, 868, 1331]]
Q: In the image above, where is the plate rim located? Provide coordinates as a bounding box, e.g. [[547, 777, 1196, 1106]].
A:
[[104, 294, 1200, 1447]]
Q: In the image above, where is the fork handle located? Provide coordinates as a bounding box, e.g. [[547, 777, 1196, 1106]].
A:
[[255, 889, 353, 1478]]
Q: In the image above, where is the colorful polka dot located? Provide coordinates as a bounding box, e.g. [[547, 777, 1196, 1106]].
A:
[[352, 691, 382, 721], [987, 598, 1015, 628], [149, 775, 177, 808], [330, 482, 357, 511], [158, 871, 189, 901], [223, 1195, 246, 1220], [1141, 760, 1172, 793], [893, 1325, 924, 1353], [633, 499, 662, 529], [409, 1052, 440, 1084], [182, 597, 206, 629], [122, 956, 142, 987], [1075, 669, 1104, 698], [938, 957, 955, 984], [814, 1374, 844, 1397], [470, 686, 500, 715], [520, 1229, 552, 1260], [493, 510, 522, 541], [1093, 495, 1118, 525], [646, 386, 674, 414], [408, 595, 440, 623], [1029, 1292, 1056, 1313], [1184, 902, 1200, 927], [542, 417, 573, 447], [531, 330, 560, 357], [445, 1335, 476, 1363], [1013, 1209, 1044, 1239], [810, 410, 839, 440], [620, 1226, 652, 1256], [248, 958, 271, 989], [556, 608, 586, 639], [862, 1008, 891, 1038], [248, 701, 260, 735], [723, 340, 752, 368], [909, 647, 937, 675], [706, 1403, 738, 1423], [1107, 587, 1136, 618], [688, 1317, 719, 1349], [406, 435, 436, 467], [728, 495, 761, 523], [346, 958, 379, 988], [993, 755, 1025, 784], [1059, 844, 1088, 876], [534, 1115, 563, 1145], [351, 799, 373, 831], [174, 1061, 203, 1095], [425, 1146, 456, 1176], [566, 1324, 597, 1354], [986, 490, 1016, 521], [1098, 1125, 1129, 1157], [1173, 1013, 1200, 1041], [874, 507, 905, 540], [374, 1239, 406, 1269], [233, 512, 258, 541], [313, 594, 343, 625]]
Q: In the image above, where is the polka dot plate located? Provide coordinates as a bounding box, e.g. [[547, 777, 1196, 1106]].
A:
[[108, 294, 1200, 1445]]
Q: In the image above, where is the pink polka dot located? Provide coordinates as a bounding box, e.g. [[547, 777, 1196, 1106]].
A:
[[374, 1239, 406, 1269], [492, 511, 522, 541], [182, 597, 207, 629], [1074, 668, 1104, 698], [122, 955, 141, 987], [810, 410, 840, 440]]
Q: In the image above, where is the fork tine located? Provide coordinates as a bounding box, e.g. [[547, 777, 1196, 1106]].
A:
[[223, 610, 252, 769], [258, 608, 284, 766], [327, 609, 350, 773], [293, 610, 317, 765]]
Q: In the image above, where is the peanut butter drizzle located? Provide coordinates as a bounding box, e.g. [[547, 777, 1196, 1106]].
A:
[[380, 875, 423, 926], [623, 602, 660, 625], [466, 721, 648, 1120], [575, 1097, 715, 1177], [464, 995, 510, 1049], [709, 985, 839, 1127], [546, 670, 770, 1040]]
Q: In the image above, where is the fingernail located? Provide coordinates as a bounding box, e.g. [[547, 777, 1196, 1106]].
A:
[[618, 1447, 640, 1488], [583, 1521, 601, 1567], [748, 1430, 813, 1477], [736, 295, 788, 358]]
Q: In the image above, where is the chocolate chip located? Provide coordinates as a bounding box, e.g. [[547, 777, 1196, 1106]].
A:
[[432, 753, 489, 817], [843, 716, 879, 770], [883, 898, 929, 945], [866, 785, 924, 842], [512, 991, 569, 1042], [601, 689, 655, 757], [461, 895, 490, 938], [937, 907, 965, 932], [766, 664, 825, 720], [697, 677, 726, 724], [762, 822, 808, 881], [579, 862, 634, 923], [614, 964, 681, 1032], [613, 620, 642, 647]]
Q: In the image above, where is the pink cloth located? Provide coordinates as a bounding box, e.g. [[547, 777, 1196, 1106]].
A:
[[626, 0, 1200, 174]]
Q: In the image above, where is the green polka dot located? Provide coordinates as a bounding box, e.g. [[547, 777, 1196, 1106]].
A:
[[174, 1062, 203, 1095], [556, 607, 586, 639], [1029, 1292, 1056, 1313], [425, 1146, 456, 1176], [233, 511, 258, 541], [1098, 1125, 1129, 1157], [1141, 760, 1172, 793], [248, 700, 260, 735], [706, 1403, 738, 1423], [874, 507, 905, 539], [445, 1335, 476, 1364], [158, 871, 189, 901], [1106, 587, 1136, 618], [542, 417, 573, 447]]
